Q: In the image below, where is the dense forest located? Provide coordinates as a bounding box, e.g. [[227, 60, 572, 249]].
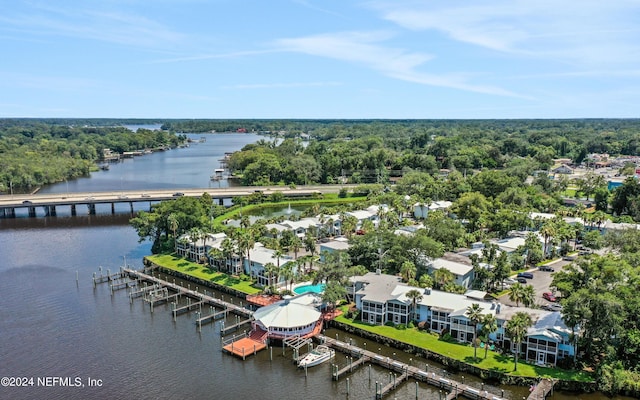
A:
[[0, 120, 186, 193]]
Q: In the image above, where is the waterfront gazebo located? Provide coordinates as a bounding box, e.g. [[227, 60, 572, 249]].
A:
[[252, 293, 323, 340]]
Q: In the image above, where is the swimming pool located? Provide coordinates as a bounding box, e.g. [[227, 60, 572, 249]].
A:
[[293, 283, 326, 295]]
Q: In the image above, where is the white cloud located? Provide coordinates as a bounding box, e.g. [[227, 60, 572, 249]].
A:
[[372, 0, 640, 66], [273, 31, 523, 97], [0, 4, 186, 50]]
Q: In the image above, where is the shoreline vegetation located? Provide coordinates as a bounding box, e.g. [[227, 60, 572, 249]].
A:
[[144, 252, 594, 389]]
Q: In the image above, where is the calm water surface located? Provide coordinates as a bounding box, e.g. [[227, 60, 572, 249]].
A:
[[0, 133, 629, 399]]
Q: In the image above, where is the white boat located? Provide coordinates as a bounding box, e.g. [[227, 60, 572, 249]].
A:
[[297, 345, 334, 368]]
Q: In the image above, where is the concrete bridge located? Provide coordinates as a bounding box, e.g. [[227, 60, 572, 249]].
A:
[[0, 185, 352, 218]]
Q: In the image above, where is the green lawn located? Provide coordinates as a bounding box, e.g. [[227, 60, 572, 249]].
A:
[[211, 196, 368, 228], [146, 254, 261, 294], [335, 312, 593, 382]]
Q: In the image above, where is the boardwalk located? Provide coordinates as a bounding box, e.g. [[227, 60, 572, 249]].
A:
[[319, 335, 508, 400], [123, 268, 253, 319]]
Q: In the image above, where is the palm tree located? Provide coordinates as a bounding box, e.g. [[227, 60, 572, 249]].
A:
[[263, 262, 277, 288], [281, 263, 295, 292], [272, 248, 284, 287], [187, 227, 203, 262], [220, 237, 235, 274], [405, 289, 423, 322], [521, 284, 535, 307], [167, 214, 178, 252], [433, 268, 455, 290], [481, 314, 498, 359], [290, 235, 303, 259], [400, 261, 417, 283], [418, 274, 434, 288], [304, 231, 317, 272], [505, 312, 533, 371], [207, 247, 223, 270], [465, 303, 484, 360], [509, 283, 526, 307], [341, 213, 358, 238], [539, 220, 556, 257], [237, 229, 255, 275]]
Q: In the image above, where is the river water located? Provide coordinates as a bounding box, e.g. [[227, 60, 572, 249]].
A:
[[0, 133, 627, 400]]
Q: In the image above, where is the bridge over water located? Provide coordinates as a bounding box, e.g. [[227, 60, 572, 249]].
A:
[[0, 184, 351, 218]]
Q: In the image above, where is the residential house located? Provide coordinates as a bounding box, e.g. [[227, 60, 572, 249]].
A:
[[176, 232, 227, 264], [175, 232, 243, 275], [425, 254, 475, 289], [413, 201, 453, 219], [319, 237, 351, 262], [245, 243, 294, 288]]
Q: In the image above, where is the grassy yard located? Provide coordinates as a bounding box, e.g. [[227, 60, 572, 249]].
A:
[[211, 196, 368, 228], [146, 254, 261, 294], [335, 312, 593, 382]]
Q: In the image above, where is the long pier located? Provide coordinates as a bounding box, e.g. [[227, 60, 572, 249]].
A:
[[122, 268, 253, 319], [319, 335, 509, 400], [94, 268, 255, 329]]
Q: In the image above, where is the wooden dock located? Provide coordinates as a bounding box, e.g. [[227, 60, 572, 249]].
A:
[[120, 268, 253, 324], [527, 378, 555, 400], [195, 308, 228, 325], [220, 318, 252, 335], [319, 335, 508, 400], [333, 354, 370, 379], [222, 329, 268, 359]]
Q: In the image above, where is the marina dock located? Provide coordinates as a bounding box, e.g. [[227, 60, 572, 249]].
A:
[[319, 335, 511, 400], [94, 268, 553, 399]]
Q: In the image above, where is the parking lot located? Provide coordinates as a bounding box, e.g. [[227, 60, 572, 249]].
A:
[[499, 258, 572, 309]]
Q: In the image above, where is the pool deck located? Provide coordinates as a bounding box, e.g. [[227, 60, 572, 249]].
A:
[[293, 282, 326, 295]]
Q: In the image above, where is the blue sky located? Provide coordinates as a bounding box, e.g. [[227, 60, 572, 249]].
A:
[[1, 0, 639, 119]]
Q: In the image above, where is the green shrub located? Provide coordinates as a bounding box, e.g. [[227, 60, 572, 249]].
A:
[[385, 321, 395, 327]]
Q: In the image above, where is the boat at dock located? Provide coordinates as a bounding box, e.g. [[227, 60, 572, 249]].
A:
[[210, 168, 226, 180], [297, 345, 334, 368]]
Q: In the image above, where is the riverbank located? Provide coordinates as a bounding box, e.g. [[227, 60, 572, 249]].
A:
[[331, 311, 596, 393], [145, 251, 595, 393], [144, 254, 261, 296]]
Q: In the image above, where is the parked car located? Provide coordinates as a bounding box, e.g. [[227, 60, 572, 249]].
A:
[[517, 272, 534, 279], [562, 255, 576, 262], [503, 278, 518, 285], [539, 265, 555, 272], [141, 193, 150, 198], [517, 277, 527, 284], [172, 192, 184, 197], [545, 303, 563, 312], [542, 292, 557, 302]]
